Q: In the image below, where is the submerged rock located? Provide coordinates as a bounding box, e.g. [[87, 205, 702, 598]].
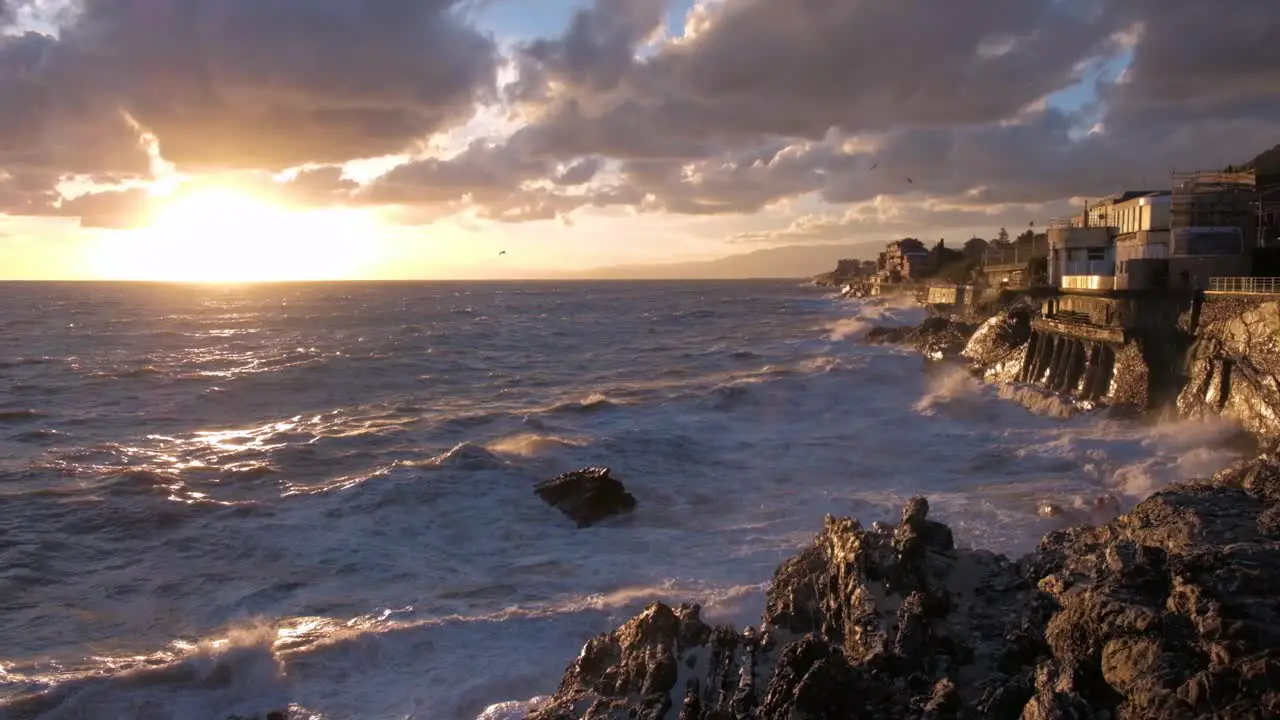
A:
[[535, 467, 637, 528], [534, 457, 1280, 718]]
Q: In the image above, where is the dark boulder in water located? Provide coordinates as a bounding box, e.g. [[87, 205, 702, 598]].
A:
[[532, 458, 1280, 718], [535, 467, 637, 528]]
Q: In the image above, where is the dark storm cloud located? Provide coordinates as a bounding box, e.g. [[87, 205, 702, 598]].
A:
[[4, 0, 1280, 228], [362, 137, 550, 206], [514, 0, 1125, 145], [0, 0, 502, 224], [505, 0, 667, 105], [1110, 0, 1280, 117], [0, 30, 152, 178], [43, 0, 500, 170], [372, 0, 1280, 223]]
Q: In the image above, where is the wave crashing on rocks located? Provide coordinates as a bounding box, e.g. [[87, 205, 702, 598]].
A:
[[525, 455, 1280, 719]]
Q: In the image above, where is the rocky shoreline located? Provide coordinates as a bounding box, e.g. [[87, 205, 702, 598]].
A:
[[522, 311, 1280, 719], [526, 454, 1280, 719]]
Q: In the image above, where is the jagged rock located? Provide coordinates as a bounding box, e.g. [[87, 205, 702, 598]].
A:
[[535, 467, 637, 528], [534, 460, 1280, 719], [960, 306, 1032, 370], [867, 316, 978, 361], [1179, 299, 1280, 437], [534, 498, 1033, 719], [1020, 467, 1280, 719]]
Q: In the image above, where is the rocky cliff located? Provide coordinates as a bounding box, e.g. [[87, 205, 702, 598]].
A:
[[1179, 299, 1280, 438], [529, 456, 1280, 719]]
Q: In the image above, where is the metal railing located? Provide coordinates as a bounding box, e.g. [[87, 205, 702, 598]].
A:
[[1207, 277, 1280, 294]]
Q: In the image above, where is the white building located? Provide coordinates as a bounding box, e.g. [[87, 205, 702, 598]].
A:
[[1112, 192, 1172, 290], [1049, 191, 1172, 291]]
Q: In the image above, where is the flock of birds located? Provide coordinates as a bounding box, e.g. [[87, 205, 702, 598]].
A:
[[494, 160, 915, 257]]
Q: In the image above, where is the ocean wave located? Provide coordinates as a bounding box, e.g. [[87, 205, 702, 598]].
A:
[[0, 280, 1255, 719], [546, 393, 618, 414], [416, 442, 509, 471], [0, 625, 290, 720], [486, 433, 589, 458], [0, 409, 43, 423], [0, 357, 58, 369]]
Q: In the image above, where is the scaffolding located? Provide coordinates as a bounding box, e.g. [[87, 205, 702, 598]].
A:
[[1171, 170, 1256, 231]]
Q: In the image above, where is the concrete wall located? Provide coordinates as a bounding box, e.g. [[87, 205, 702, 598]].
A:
[[1115, 258, 1169, 290], [1168, 255, 1252, 290]]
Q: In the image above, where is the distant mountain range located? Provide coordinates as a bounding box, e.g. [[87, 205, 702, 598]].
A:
[[567, 241, 883, 280]]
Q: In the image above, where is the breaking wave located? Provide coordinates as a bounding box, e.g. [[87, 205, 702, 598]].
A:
[[0, 282, 1249, 719]]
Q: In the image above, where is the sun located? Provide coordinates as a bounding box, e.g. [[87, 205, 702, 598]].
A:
[[91, 187, 382, 282]]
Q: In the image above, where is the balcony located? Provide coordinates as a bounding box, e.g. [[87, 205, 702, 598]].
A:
[[1063, 260, 1115, 276]]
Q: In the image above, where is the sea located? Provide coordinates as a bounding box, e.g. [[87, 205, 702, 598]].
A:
[[0, 280, 1246, 720]]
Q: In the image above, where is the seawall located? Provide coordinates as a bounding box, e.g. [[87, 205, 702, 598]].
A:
[[925, 287, 1280, 439]]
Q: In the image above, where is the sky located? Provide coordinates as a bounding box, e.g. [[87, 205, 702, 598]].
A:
[[1, 0, 1278, 281]]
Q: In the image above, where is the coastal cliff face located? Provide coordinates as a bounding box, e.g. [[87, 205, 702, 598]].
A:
[[1179, 300, 1280, 438], [527, 453, 1280, 717], [530, 457, 1280, 719]]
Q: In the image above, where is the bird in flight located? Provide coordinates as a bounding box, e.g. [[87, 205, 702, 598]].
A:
[[499, 250, 507, 256], [870, 163, 878, 170], [905, 177, 914, 184]]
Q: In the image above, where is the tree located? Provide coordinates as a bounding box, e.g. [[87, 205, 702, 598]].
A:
[[1016, 229, 1035, 243], [997, 227, 1010, 244]]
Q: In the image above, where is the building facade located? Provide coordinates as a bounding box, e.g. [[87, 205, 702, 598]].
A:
[[981, 233, 1048, 288], [1112, 192, 1172, 290], [1167, 171, 1255, 288]]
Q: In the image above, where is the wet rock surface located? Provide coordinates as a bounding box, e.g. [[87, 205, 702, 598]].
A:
[[535, 467, 637, 528], [960, 307, 1035, 385], [866, 316, 978, 361], [1179, 300, 1280, 438], [533, 457, 1280, 719]]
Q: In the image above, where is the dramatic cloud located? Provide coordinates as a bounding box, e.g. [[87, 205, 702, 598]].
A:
[[372, 0, 1280, 224], [46, 0, 499, 169], [1, 0, 499, 190], [2, 0, 1279, 243]]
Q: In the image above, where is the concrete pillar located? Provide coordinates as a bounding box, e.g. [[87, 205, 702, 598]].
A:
[[1092, 346, 1116, 401], [1080, 344, 1102, 400], [1020, 332, 1040, 382], [1048, 336, 1069, 391], [1038, 335, 1061, 386], [1053, 340, 1076, 392], [1064, 341, 1087, 395]]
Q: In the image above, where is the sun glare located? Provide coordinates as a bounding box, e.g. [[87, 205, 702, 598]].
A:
[[91, 188, 382, 282]]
